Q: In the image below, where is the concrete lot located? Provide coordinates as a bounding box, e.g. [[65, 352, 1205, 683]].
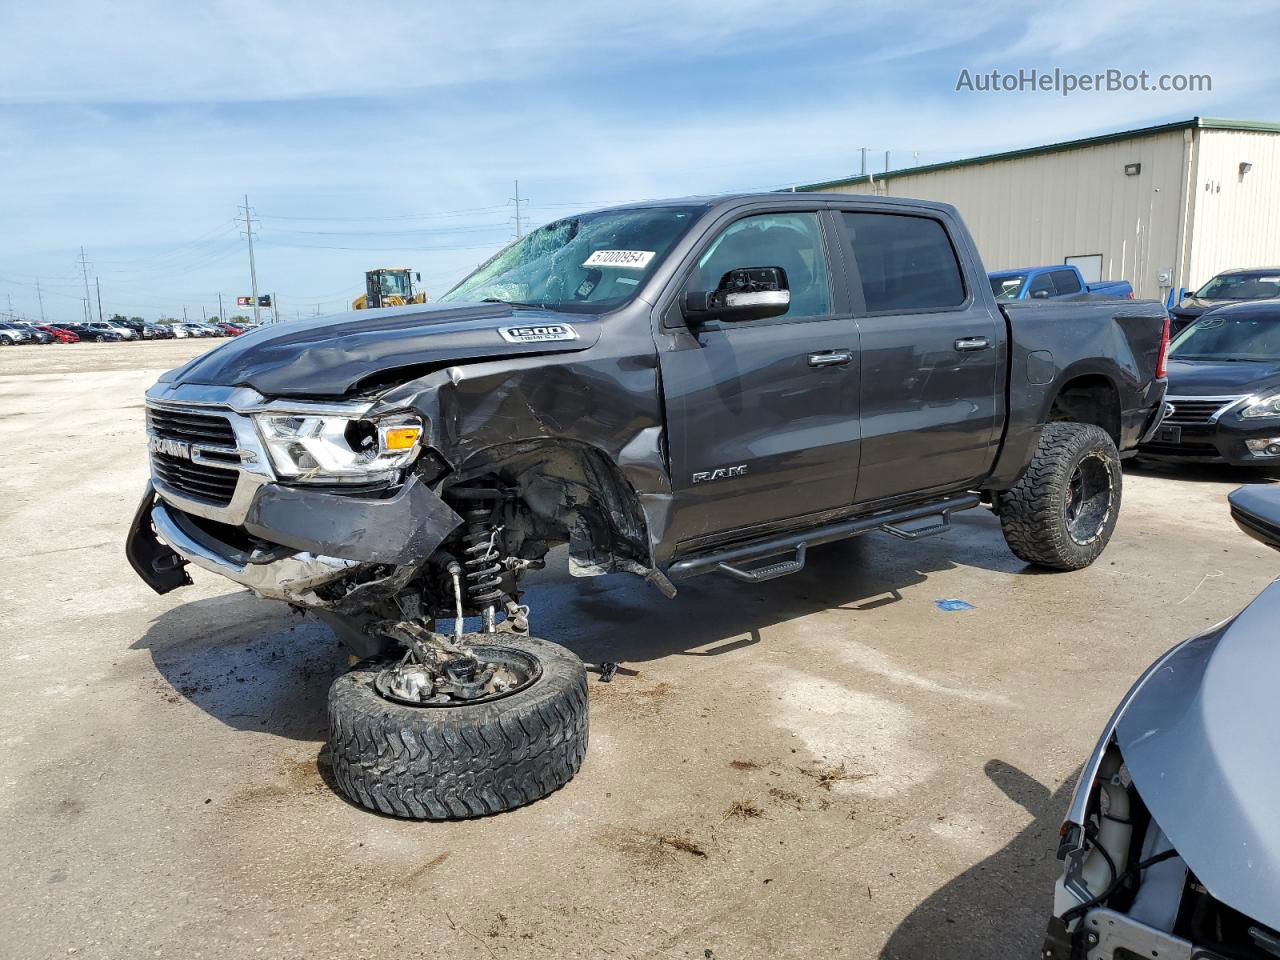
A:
[[1, 339, 1276, 960]]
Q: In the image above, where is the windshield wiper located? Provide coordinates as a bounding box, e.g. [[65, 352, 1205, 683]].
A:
[[480, 297, 543, 308]]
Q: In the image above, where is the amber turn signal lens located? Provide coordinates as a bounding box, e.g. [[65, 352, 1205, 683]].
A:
[[382, 426, 422, 451]]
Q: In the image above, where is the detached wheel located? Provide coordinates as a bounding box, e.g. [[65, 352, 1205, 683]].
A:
[[328, 635, 588, 819], [998, 422, 1122, 570]]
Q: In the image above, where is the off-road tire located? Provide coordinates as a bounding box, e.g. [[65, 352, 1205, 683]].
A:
[[998, 422, 1122, 570], [327, 635, 588, 819]]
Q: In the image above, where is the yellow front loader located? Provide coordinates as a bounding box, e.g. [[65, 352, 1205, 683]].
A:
[[352, 268, 429, 310]]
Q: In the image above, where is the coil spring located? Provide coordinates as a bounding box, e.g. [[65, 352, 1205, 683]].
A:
[[461, 505, 504, 607]]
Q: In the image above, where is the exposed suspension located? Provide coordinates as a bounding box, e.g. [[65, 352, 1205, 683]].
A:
[[461, 503, 505, 631]]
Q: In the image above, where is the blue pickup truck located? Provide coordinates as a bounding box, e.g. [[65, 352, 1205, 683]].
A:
[[990, 265, 1133, 302]]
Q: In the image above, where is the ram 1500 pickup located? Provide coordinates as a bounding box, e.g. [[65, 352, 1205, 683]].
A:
[[127, 193, 1170, 819]]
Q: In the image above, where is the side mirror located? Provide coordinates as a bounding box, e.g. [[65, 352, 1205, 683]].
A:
[[1229, 486, 1280, 552], [683, 267, 790, 323], [1030, 288, 1051, 300]]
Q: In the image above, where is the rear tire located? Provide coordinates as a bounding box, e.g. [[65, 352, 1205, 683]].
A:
[[997, 422, 1122, 570], [327, 635, 588, 819]]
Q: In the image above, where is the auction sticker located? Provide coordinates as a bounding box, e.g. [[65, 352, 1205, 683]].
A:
[[498, 323, 580, 344], [583, 249, 655, 269]]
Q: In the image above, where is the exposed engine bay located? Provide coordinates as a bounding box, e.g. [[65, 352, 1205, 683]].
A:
[[1046, 743, 1280, 960]]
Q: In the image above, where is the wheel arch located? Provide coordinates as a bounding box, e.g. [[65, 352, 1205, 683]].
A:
[[448, 438, 656, 577], [1046, 370, 1123, 446]]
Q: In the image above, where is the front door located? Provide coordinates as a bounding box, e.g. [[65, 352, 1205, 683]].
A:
[[656, 210, 862, 548], [835, 209, 1003, 505]]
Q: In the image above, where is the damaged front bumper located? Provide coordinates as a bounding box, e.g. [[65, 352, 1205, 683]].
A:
[[127, 476, 462, 608], [126, 383, 463, 608], [150, 499, 362, 604]]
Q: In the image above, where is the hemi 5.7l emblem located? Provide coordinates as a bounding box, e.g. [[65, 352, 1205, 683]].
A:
[[498, 324, 579, 344], [692, 464, 747, 483], [148, 435, 191, 460]]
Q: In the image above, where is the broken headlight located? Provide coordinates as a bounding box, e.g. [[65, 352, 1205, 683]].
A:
[[254, 411, 423, 484]]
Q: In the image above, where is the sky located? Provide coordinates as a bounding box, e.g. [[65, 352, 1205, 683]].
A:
[[1, 0, 1278, 322]]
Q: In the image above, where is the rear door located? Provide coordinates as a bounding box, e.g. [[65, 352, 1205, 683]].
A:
[[656, 207, 862, 548], [835, 208, 1004, 506]]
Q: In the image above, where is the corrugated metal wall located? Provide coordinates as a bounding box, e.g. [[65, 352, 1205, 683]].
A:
[[816, 130, 1193, 299], [1186, 131, 1280, 288]]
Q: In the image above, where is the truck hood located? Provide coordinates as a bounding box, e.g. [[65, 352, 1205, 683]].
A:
[[160, 302, 601, 398], [1115, 575, 1280, 930], [1165, 358, 1280, 396]]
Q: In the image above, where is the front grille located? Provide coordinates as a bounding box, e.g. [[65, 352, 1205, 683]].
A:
[[147, 407, 238, 446], [151, 452, 240, 506], [147, 405, 242, 507], [1165, 397, 1241, 424]]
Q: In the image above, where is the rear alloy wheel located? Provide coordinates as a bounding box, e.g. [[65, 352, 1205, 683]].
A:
[[998, 422, 1122, 570], [327, 634, 588, 819]]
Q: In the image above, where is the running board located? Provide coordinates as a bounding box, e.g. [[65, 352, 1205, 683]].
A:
[[666, 493, 981, 582]]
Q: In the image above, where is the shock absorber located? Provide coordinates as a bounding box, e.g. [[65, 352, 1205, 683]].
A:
[[461, 504, 504, 632]]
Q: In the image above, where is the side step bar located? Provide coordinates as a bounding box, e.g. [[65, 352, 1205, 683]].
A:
[[666, 492, 981, 582]]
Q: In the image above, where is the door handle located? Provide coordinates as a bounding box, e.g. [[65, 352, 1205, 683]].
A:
[[954, 336, 990, 352], [808, 350, 853, 367]]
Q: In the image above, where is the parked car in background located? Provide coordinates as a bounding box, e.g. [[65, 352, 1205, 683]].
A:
[[1139, 300, 1280, 466], [1170, 267, 1280, 335], [105, 320, 139, 340], [213, 321, 246, 336], [146, 322, 176, 340], [12, 322, 53, 344], [0, 321, 35, 345], [170, 323, 204, 338], [990, 265, 1134, 302], [37, 324, 79, 343], [1043, 485, 1280, 960], [71, 322, 126, 342]]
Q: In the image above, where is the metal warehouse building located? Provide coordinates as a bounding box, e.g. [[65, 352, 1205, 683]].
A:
[[798, 117, 1280, 302]]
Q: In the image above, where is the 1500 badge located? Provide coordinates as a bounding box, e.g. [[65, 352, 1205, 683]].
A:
[[499, 324, 579, 344], [692, 464, 747, 483]]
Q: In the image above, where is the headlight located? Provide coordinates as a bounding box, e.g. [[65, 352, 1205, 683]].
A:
[[1241, 393, 1280, 419], [254, 411, 423, 484]]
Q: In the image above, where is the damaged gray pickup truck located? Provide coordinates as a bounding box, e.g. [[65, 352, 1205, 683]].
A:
[[127, 193, 1170, 819]]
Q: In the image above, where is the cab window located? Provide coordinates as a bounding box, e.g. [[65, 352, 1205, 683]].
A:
[[691, 212, 832, 319]]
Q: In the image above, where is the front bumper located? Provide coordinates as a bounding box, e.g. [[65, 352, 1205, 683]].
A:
[[1139, 396, 1280, 466], [127, 383, 462, 607]]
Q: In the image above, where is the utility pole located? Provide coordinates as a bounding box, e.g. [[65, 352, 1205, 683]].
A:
[[95, 277, 104, 322], [884, 151, 890, 173], [218, 292, 225, 323], [860, 148, 867, 176], [511, 180, 525, 239], [79, 247, 93, 323], [202, 305, 207, 322], [239, 194, 262, 325], [183, 306, 188, 322], [35, 280, 45, 323], [6, 294, 13, 320]]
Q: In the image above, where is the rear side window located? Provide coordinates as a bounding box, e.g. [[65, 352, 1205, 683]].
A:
[[1027, 273, 1056, 298], [841, 212, 966, 312], [1052, 269, 1082, 295]]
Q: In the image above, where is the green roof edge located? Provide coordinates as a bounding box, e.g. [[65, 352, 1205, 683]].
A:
[[790, 117, 1280, 193]]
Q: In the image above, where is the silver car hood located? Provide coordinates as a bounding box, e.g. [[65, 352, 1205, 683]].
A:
[[1115, 577, 1280, 930]]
